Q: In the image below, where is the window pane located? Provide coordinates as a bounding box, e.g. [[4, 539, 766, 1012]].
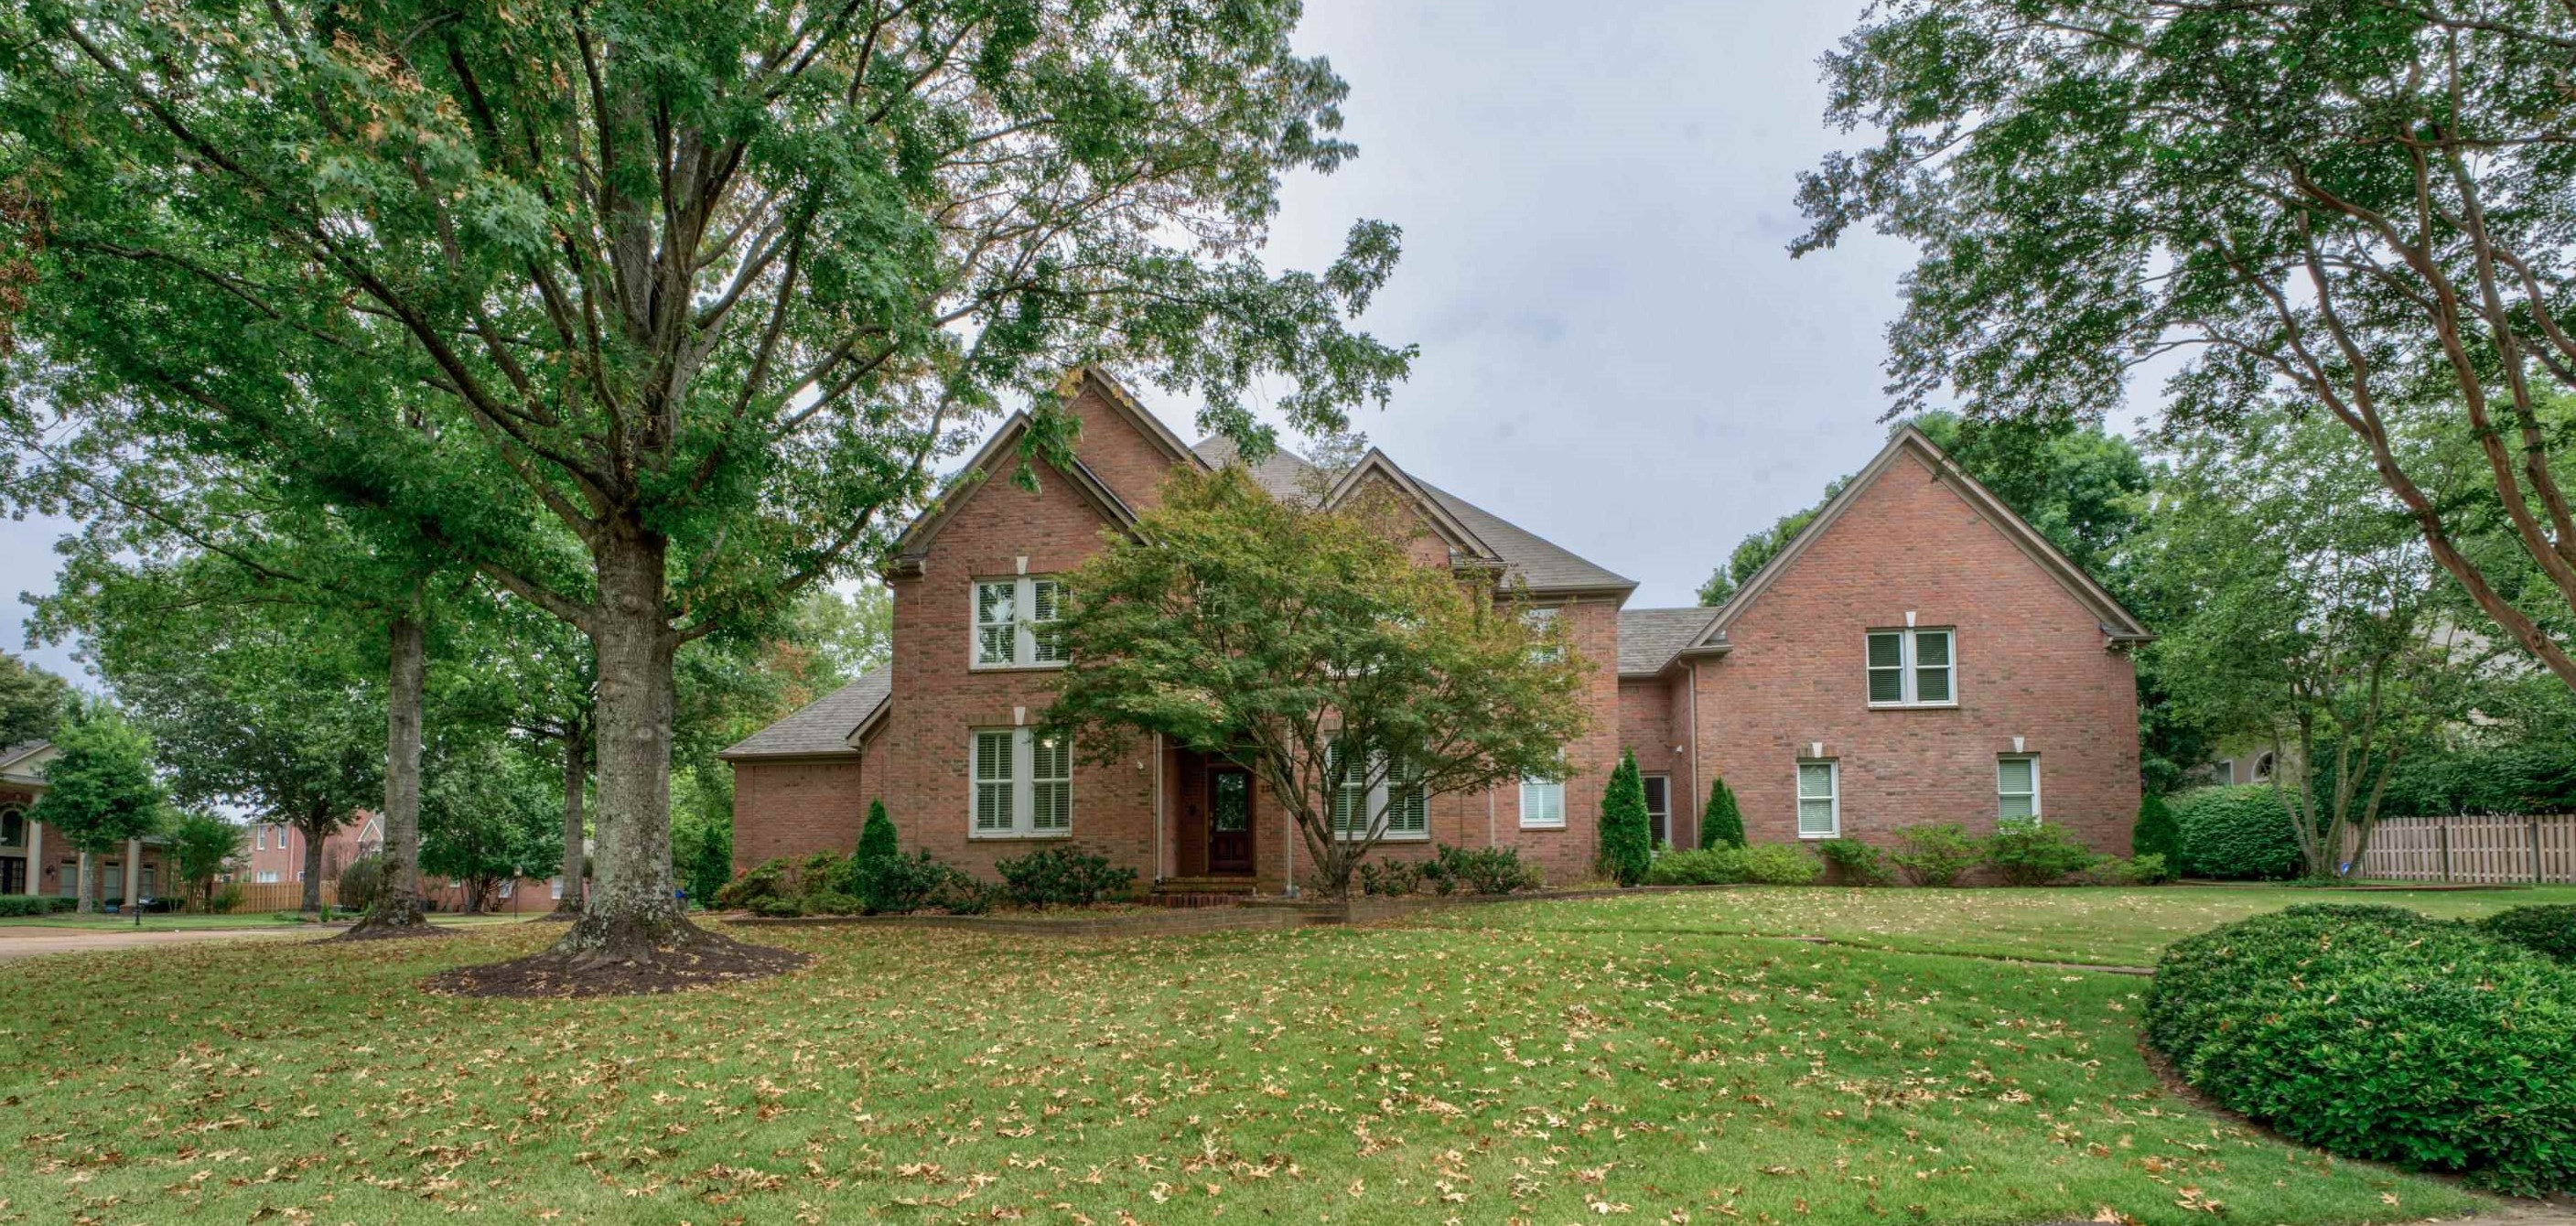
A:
[[1913, 630, 1949, 666], [1867, 631, 1903, 668], [1998, 758, 2033, 792], [1798, 798, 1837, 836], [1915, 665, 1951, 704], [1030, 580, 1067, 663], [1999, 791, 2035, 821], [1869, 667, 1905, 704], [1521, 779, 1563, 825], [1797, 762, 1835, 800], [975, 583, 1017, 664], [1640, 776, 1668, 818]]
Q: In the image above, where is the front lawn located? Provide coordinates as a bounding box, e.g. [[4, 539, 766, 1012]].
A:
[[0, 911, 537, 931], [1416, 882, 2576, 967], [0, 889, 2493, 1226]]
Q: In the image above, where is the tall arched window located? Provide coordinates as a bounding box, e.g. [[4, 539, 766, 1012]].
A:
[[0, 804, 24, 847]]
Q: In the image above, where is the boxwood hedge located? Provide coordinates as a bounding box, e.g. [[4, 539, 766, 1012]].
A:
[[2145, 904, 2576, 1194], [2172, 785, 2302, 879]]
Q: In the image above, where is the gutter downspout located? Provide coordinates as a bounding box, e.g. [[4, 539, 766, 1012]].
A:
[[1151, 733, 1165, 882]]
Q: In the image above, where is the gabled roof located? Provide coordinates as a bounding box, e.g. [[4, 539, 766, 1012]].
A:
[[1696, 425, 2151, 647], [1067, 365, 1209, 470], [719, 665, 892, 760], [1191, 435, 1327, 501], [1618, 608, 1721, 675], [888, 414, 1143, 575], [1321, 448, 1502, 563], [0, 740, 56, 786]]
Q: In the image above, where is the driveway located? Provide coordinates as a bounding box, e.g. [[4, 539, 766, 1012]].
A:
[[0, 926, 318, 961]]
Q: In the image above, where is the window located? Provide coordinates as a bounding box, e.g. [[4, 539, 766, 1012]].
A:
[[1866, 628, 1955, 706], [255, 826, 267, 851], [1998, 757, 2039, 821], [1523, 607, 1563, 663], [1642, 774, 1671, 847], [140, 866, 156, 898], [0, 804, 22, 847], [1519, 770, 1566, 830], [255, 870, 280, 885], [1796, 760, 1839, 838], [973, 576, 1067, 668], [970, 728, 1074, 838], [550, 877, 564, 900], [1329, 741, 1428, 841]]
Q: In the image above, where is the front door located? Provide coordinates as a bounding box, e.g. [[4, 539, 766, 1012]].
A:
[[0, 856, 22, 896], [1207, 768, 1254, 876]]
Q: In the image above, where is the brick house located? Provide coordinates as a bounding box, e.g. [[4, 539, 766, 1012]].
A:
[[723, 369, 2150, 893], [1, 740, 188, 907], [237, 814, 568, 913]]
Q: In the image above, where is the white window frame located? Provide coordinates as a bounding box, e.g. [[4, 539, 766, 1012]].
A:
[[1518, 769, 1567, 830], [1329, 741, 1428, 843], [1522, 607, 1564, 664], [971, 575, 1068, 670], [1795, 759, 1840, 839], [549, 877, 565, 899], [1998, 756, 2041, 823], [255, 870, 280, 885], [968, 727, 1075, 839], [1866, 628, 1956, 708]]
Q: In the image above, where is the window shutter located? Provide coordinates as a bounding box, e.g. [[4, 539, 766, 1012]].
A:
[[975, 731, 1015, 831], [1032, 734, 1072, 831], [1390, 761, 1427, 834]]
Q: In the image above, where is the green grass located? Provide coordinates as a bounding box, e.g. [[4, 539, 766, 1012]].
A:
[[1413, 883, 2576, 967], [0, 890, 2502, 1226], [0, 911, 537, 931]]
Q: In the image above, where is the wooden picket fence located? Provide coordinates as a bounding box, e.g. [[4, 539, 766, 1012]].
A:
[[2339, 814, 2576, 884]]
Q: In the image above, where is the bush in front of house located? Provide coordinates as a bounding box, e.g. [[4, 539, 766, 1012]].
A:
[[715, 857, 792, 910], [1644, 846, 1749, 886], [1741, 843, 1824, 885], [853, 849, 990, 915], [1421, 844, 1542, 895], [2172, 785, 2301, 879], [994, 845, 1137, 908], [335, 854, 386, 911], [2478, 904, 2576, 963], [1598, 750, 1654, 887], [2085, 852, 2174, 886], [0, 895, 66, 917], [1982, 818, 2103, 885], [1889, 823, 1980, 886], [856, 799, 899, 866], [2147, 904, 2576, 1195], [1357, 857, 1423, 897], [1815, 837, 1896, 886], [205, 883, 243, 914], [1700, 778, 1746, 849]]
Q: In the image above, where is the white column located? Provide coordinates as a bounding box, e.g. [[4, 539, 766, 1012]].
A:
[[19, 820, 37, 895], [124, 836, 142, 906]]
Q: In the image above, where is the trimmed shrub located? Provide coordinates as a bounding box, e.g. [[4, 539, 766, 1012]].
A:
[[1741, 844, 1823, 885], [852, 850, 988, 915], [1421, 844, 1542, 895], [2131, 791, 2180, 859], [2147, 905, 2576, 1195], [2085, 853, 2173, 886], [856, 800, 899, 866], [1700, 778, 1746, 849], [1814, 837, 1896, 886], [1599, 750, 1653, 887], [714, 858, 792, 910], [2172, 785, 2301, 879], [1357, 858, 1422, 897], [0, 895, 62, 917], [1644, 846, 1749, 886], [205, 884, 243, 915], [1889, 823, 1980, 887], [2478, 904, 2576, 963], [335, 854, 386, 911], [746, 895, 802, 919], [799, 890, 863, 917], [1984, 819, 2103, 886], [994, 845, 1136, 908]]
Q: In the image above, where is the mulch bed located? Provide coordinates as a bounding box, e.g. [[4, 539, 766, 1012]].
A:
[[329, 920, 463, 943], [421, 929, 811, 999]]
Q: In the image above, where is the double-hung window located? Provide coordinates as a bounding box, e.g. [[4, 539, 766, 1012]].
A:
[[1866, 628, 1955, 706], [971, 728, 1074, 838], [973, 576, 1067, 668], [1519, 767, 1566, 830], [1523, 607, 1563, 664], [1330, 740, 1428, 840], [1998, 756, 2040, 822], [1796, 760, 1840, 838]]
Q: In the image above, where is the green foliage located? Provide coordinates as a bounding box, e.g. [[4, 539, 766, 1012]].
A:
[[2478, 906, 2576, 963], [715, 859, 792, 911], [1814, 837, 1897, 886], [799, 891, 864, 918], [417, 739, 562, 909], [1982, 820, 2104, 887], [28, 704, 166, 872], [1741, 844, 1825, 886], [0, 895, 74, 917], [993, 846, 1137, 909], [2148, 906, 2576, 1195], [2357, 739, 2576, 818], [204, 884, 244, 915], [2086, 854, 2174, 887], [2131, 792, 2180, 859], [1419, 844, 1543, 896], [166, 812, 248, 909], [1046, 467, 1589, 896], [1598, 750, 1653, 887], [1889, 823, 1981, 887], [1697, 478, 1849, 607], [1356, 859, 1423, 897], [1699, 778, 1746, 849], [857, 800, 900, 866], [1644, 847, 1751, 887], [334, 855, 387, 913], [0, 651, 69, 747], [2173, 786, 2302, 881], [852, 851, 991, 917]]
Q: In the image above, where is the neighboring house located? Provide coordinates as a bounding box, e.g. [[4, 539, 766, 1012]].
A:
[[0, 740, 186, 906], [234, 813, 568, 913], [723, 368, 2150, 894]]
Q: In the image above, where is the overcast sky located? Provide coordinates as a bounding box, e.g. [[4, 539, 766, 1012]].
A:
[[2, 0, 2014, 683]]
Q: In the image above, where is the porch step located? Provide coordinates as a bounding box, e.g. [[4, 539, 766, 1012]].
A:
[[1151, 876, 1257, 908]]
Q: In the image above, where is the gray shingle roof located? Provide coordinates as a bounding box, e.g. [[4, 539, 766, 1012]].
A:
[[1191, 438, 1633, 594], [1618, 608, 1719, 675], [718, 665, 890, 760]]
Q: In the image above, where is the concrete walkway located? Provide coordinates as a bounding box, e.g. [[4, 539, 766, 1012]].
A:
[[0, 925, 317, 961]]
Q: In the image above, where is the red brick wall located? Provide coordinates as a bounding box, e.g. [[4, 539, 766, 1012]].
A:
[[1691, 451, 2140, 855], [732, 757, 874, 872]]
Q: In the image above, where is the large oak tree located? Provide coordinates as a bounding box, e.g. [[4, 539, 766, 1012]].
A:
[[0, 0, 1409, 972]]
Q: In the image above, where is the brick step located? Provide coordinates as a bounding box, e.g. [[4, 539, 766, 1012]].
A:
[[1149, 876, 1258, 908]]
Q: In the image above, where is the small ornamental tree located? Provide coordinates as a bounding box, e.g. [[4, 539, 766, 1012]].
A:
[[857, 801, 899, 867], [1700, 778, 1746, 849], [1044, 467, 1590, 898], [167, 812, 248, 912], [1599, 750, 1653, 887], [2132, 791, 2181, 861], [28, 704, 167, 912]]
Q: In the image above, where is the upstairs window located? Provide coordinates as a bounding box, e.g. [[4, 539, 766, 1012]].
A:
[[1998, 756, 2040, 822], [1522, 607, 1563, 664], [1867, 628, 1955, 706], [972, 728, 1074, 838], [1796, 760, 1840, 838], [973, 577, 1066, 668]]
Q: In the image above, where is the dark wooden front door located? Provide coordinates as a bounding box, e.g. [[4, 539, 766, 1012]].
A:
[[1207, 767, 1254, 876]]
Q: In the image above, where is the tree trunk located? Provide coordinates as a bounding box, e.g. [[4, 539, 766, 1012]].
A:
[[75, 851, 94, 914], [551, 524, 690, 962], [363, 613, 430, 928], [299, 819, 326, 911], [554, 730, 586, 915]]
